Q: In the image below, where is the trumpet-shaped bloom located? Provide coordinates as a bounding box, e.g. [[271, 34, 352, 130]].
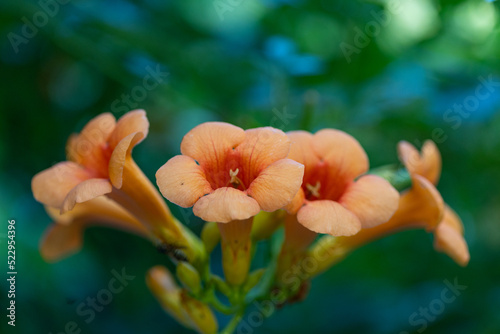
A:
[[156, 122, 304, 223], [32, 110, 204, 264], [308, 174, 445, 277], [32, 110, 148, 213], [398, 140, 469, 266], [40, 197, 148, 262], [285, 130, 399, 236]]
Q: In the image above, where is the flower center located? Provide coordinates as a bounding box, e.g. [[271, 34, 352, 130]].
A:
[[228, 168, 246, 190], [306, 181, 321, 198]]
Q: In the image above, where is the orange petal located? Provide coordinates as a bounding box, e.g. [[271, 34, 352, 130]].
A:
[[180, 122, 245, 168], [156, 155, 213, 208], [40, 222, 84, 262], [108, 132, 145, 188], [297, 200, 361, 236], [285, 188, 306, 214], [61, 178, 113, 213], [32, 162, 93, 208], [441, 205, 464, 234], [108, 109, 149, 150], [247, 159, 304, 212], [397, 140, 442, 185], [286, 131, 320, 168], [434, 206, 469, 266], [340, 175, 400, 228], [193, 187, 260, 223], [236, 127, 291, 180], [66, 113, 116, 166], [421, 140, 442, 185], [312, 129, 369, 180]]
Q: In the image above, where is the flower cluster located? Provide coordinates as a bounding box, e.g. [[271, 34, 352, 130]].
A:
[[32, 110, 469, 334]]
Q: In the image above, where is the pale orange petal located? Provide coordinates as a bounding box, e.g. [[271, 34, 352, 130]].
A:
[[441, 205, 464, 234], [156, 155, 213, 208], [286, 131, 320, 168], [434, 206, 469, 266], [397, 140, 420, 175], [285, 188, 306, 214], [421, 140, 442, 185], [40, 222, 84, 262], [340, 175, 400, 228], [397, 140, 442, 185], [61, 179, 113, 213], [297, 200, 361, 236], [108, 132, 145, 188], [236, 127, 291, 181], [108, 109, 149, 149], [32, 162, 93, 208], [66, 113, 116, 166], [247, 159, 304, 212], [312, 129, 369, 180], [180, 122, 245, 168], [193, 187, 260, 223], [434, 224, 470, 267]]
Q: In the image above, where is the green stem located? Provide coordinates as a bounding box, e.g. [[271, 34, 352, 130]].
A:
[[205, 290, 238, 315], [219, 308, 246, 334]]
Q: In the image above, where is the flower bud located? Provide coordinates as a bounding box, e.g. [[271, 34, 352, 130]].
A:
[[176, 262, 202, 295], [201, 221, 220, 253], [251, 210, 285, 241], [180, 291, 218, 334]]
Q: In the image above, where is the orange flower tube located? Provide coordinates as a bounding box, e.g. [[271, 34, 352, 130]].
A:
[[156, 122, 304, 285], [40, 196, 148, 262]]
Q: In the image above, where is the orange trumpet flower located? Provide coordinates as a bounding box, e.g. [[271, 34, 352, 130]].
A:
[[156, 122, 304, 285], [156, 122, 304, 223], [285, 130, 400, 236], [398, 140, 469, 266], [32, 110, 203, 264], [308, 140, 469, 278]]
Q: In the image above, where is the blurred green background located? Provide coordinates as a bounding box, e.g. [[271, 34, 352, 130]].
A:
[[1, 0, 500, 333]]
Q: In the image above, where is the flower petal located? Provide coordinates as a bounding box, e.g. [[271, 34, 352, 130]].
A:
[[340, 175, 400, 229], [61, 178, 113, 213], [193, 187, 260, 223], [236, 127, 291, 181], [156, 155, 213, 208], [180, 122, 245, 168], [108, 109, 149, 150], [247, 159, 304, 212], [109, 132, 145, 188], [397, 140, 442, 185], [297, 200, 361, 236], [66, 113, 116, 167], [285, 188, 305, 214], [312, 129, 369, 180], [286, 131, 320, 168], [40, 222, 84, 262], [32, 162, 93, 208], [421, 140, 442, 185], [434, 206, 469, 266]]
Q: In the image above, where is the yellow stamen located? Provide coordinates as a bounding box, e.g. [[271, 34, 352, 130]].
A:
[[229, 168, 240, 184], [228, 168, 246, 190], [306, 181, 321, 198]]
